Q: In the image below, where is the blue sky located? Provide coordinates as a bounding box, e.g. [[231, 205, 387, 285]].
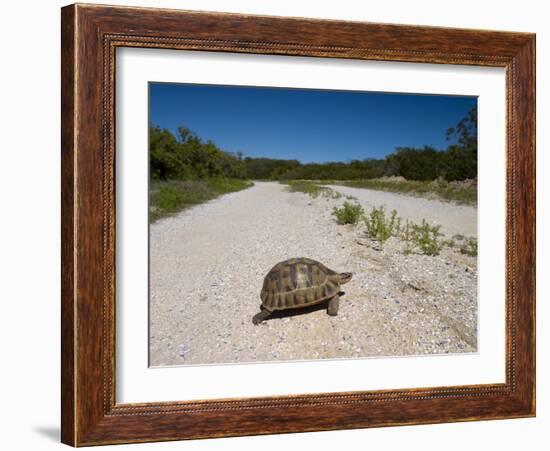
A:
[[149, 83, 476, 164]]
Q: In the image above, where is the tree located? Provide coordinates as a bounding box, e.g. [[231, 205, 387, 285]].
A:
[[149, 126, 188, 179], [446, 106, 477, 151], [443, 107, 478, 181], [388, 146, 445, 181]]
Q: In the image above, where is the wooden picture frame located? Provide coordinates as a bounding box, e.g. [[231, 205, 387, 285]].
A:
[[61, 3, 535, 446]]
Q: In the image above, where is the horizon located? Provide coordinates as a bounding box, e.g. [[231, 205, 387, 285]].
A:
[[149, 82, 477, 164]]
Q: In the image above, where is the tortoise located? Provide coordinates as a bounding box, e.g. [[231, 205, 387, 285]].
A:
[[252, 257, 352, 324]]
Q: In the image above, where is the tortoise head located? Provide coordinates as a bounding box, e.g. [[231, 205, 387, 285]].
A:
[[338, 272, 353, 284]]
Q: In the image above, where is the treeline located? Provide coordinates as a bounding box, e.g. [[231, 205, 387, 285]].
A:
[[150, 107, 477, 182], [150, 126, 247, 180]]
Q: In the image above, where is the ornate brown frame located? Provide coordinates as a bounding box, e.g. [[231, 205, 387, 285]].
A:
[[61, 3, 536, 446]]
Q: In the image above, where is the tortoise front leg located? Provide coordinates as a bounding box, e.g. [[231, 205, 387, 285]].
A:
[[327, 295, 340, 316], [252, 309, 271, 325]]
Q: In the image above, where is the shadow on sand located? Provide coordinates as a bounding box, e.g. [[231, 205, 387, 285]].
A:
[[259, 291, 347, 322]]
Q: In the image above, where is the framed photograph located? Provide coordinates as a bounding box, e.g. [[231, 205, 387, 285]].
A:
[[61, 3, 535, 446]]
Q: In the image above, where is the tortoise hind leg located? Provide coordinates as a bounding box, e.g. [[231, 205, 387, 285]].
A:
[[327, 295, 340, 316], [252, 309, 271, 325]]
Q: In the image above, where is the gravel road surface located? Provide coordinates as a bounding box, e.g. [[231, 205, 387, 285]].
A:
[[149, 181, 477, 367]]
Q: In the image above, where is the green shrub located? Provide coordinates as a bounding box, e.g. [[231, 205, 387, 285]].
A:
[[460, 237, 478, 257], [410, 219, 444, 256], [332, 201, 364, 225], [364, 206, 399, 243]]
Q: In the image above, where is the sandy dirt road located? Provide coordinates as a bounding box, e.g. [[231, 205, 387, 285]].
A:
[[149, 181, 477, 366]]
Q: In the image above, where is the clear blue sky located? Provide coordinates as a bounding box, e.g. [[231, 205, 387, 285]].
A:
[[149, 83, 476, 164]]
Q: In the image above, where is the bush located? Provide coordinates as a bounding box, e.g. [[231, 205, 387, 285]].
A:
[[364, 206, 399, 243], [332, 202, 364, 225]]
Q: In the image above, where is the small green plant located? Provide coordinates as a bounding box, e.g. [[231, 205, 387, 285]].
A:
[[400, 219, 414, 254], [460, 237, 478, 257], [394, 216, 402, 235], [332, 201, 364, 225], [364, 206, 399, 244], [410, 219, 444, 256]]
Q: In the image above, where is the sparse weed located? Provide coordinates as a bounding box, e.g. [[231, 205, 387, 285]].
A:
[[410, 220, 444, 256], [355, 205, 471, 258], [364, 206, 399, 244], [401, 219, 414, 254], [395, 216, 402, 235], [332, 201, 364, 225], [460, 237, 478, 257]]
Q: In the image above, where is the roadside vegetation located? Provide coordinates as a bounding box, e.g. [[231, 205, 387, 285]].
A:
[[337, 177, 476, 205], [150, 178, 253, 222], [409, 220, 445, 256], [459, 236, 478, 257], [331, 202, 477, 257], [359, 205, 477, 257], [149, 125, 254, 222], [283, 179, 477, 257], [284, 177, 475, 206], [332, 202, 364, 225], [283, 180, 338, 199], [364, 207, 400, 243]]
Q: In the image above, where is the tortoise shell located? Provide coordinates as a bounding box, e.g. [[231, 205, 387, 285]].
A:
[[260, 257, 341, 311]]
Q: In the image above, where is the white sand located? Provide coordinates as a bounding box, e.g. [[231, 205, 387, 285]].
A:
[[149, 182, 477, 367]]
